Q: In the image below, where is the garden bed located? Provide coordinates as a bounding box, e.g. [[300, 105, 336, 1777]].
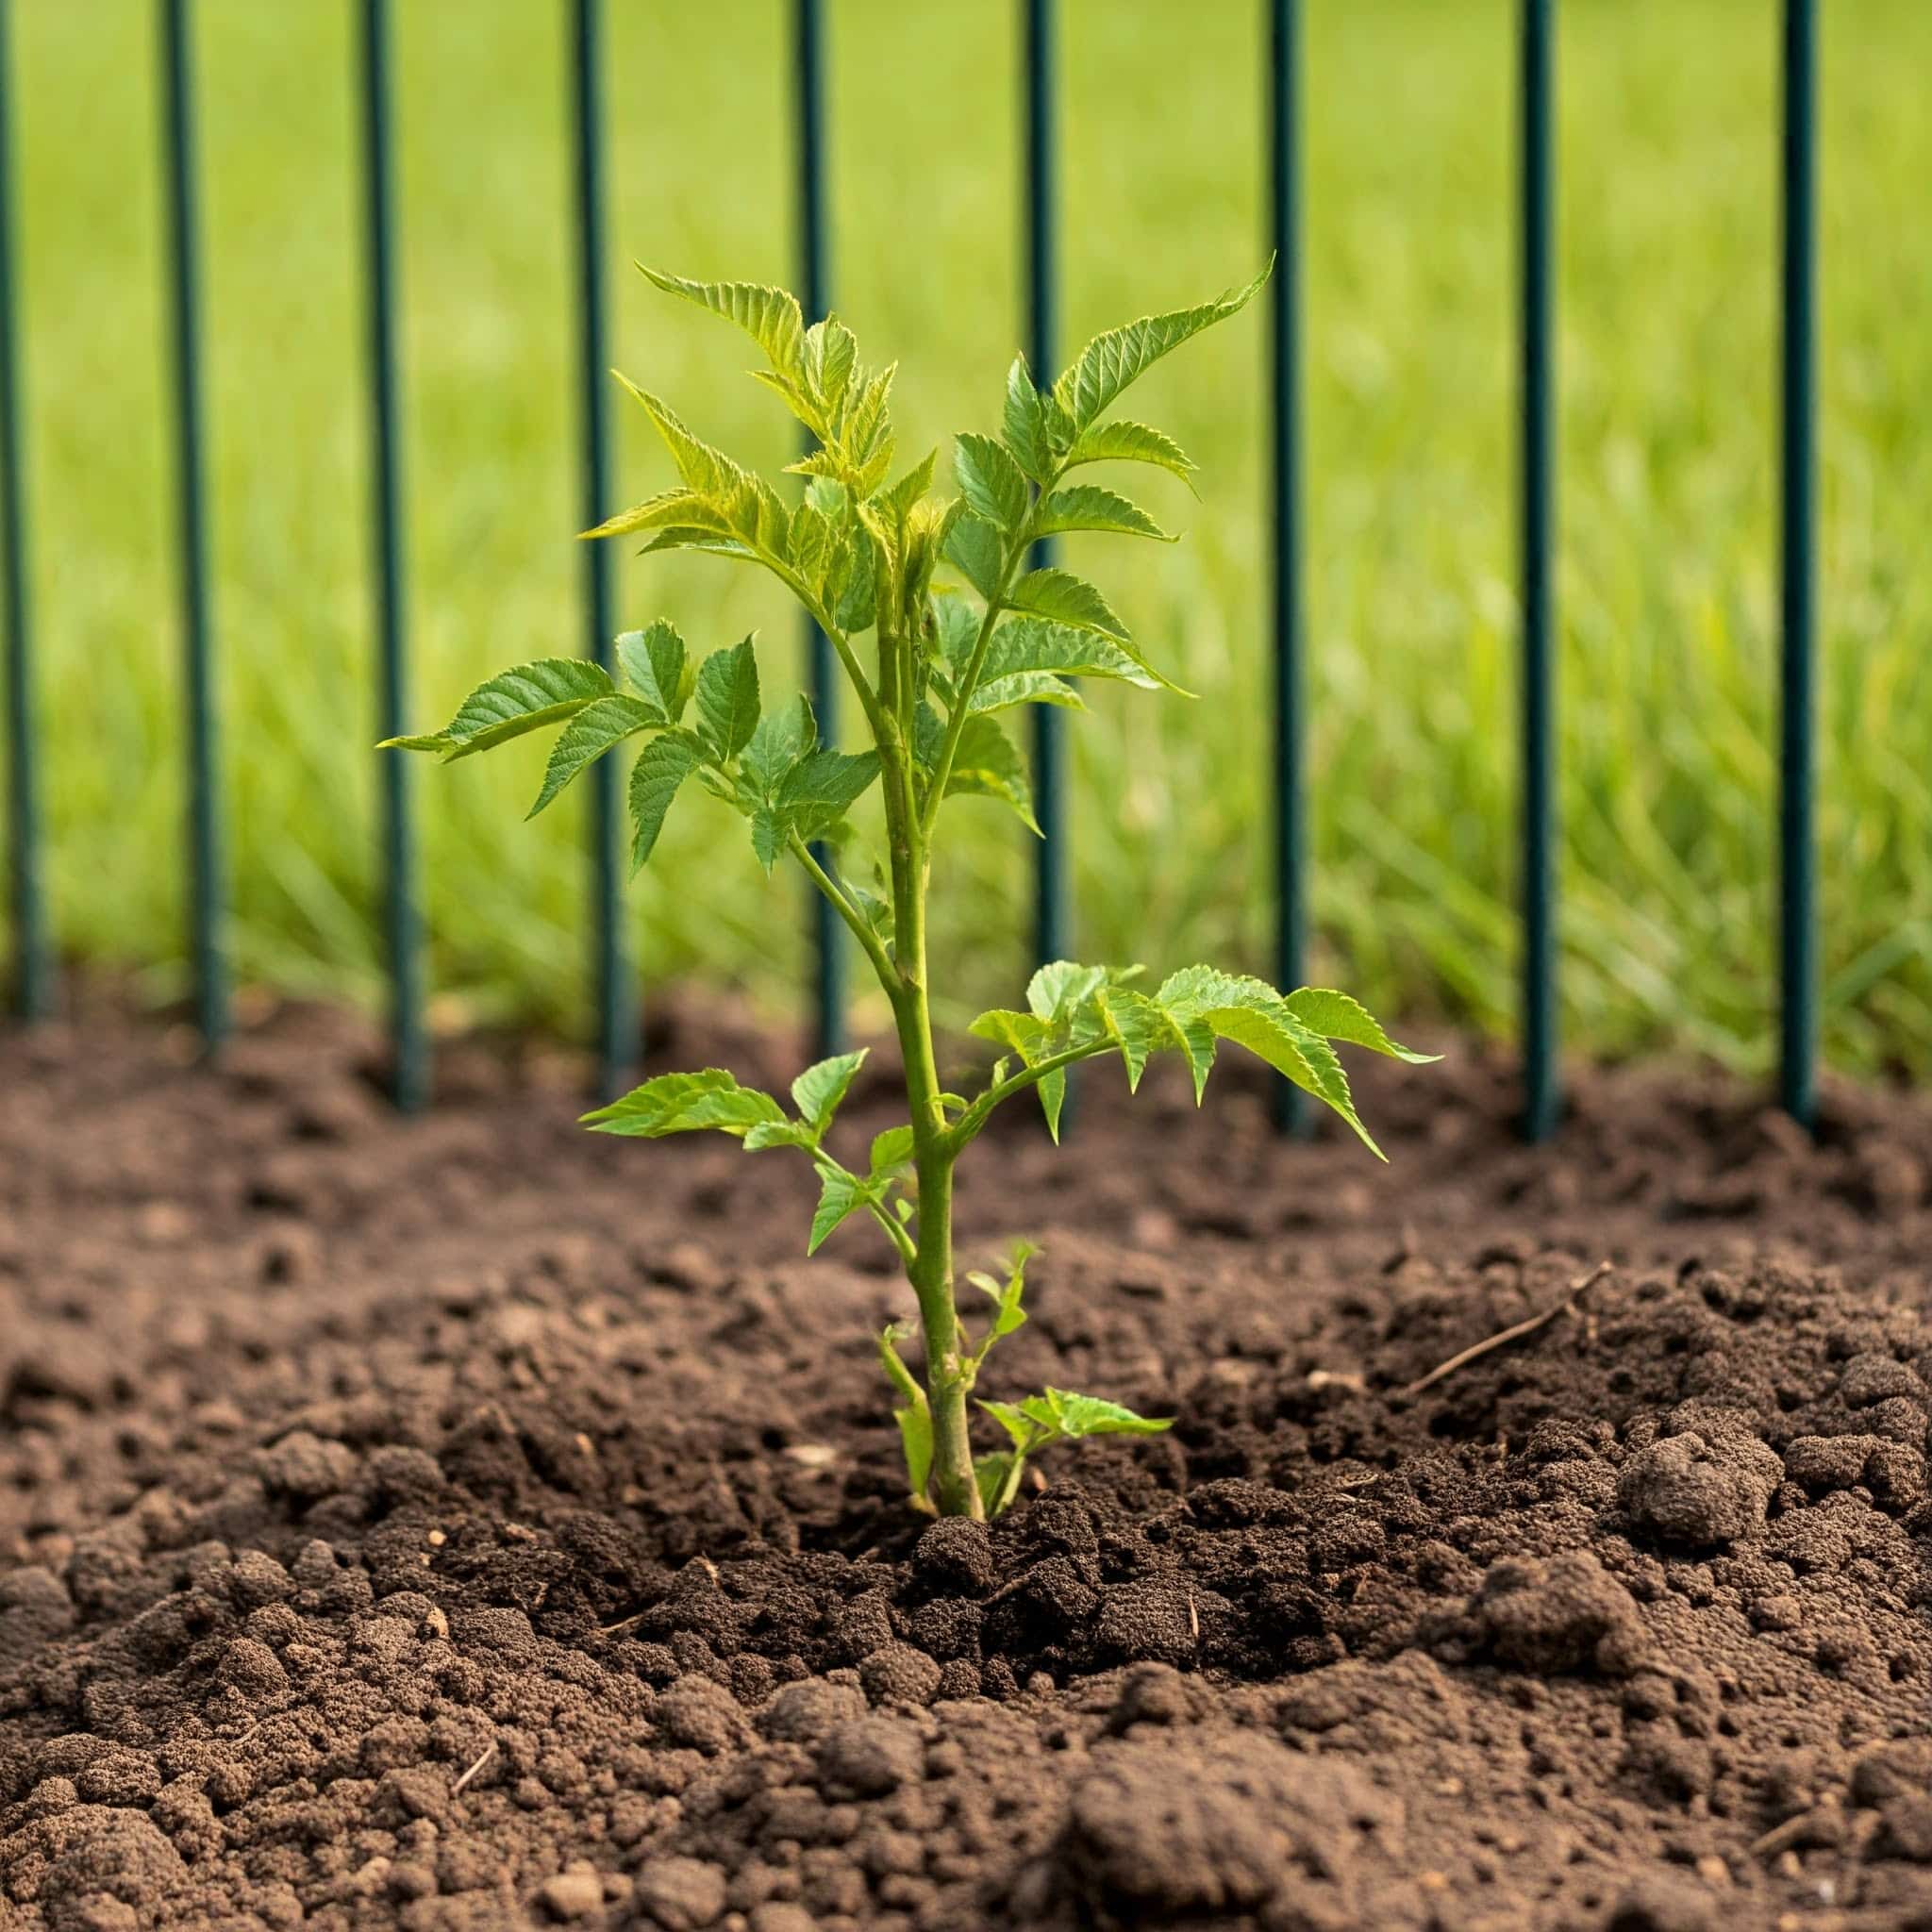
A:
[[1, 998, 1928, 1931]]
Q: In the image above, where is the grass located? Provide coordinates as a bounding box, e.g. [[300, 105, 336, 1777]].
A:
[[6, 0, 1930, 1078]]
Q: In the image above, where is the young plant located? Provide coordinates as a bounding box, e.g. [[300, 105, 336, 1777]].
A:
[[384, 263, 1433, 1519]]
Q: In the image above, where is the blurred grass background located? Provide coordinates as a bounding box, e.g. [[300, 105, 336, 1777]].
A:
[[7, 0, 1929, 1074]]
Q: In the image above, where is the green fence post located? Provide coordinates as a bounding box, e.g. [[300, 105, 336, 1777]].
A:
[[1022, 0, 1064, 974], [1779, 0, 1818, 1129], [567, 0, 635, 1098], [1268, 0, 1305, 1134], [796, 0, 844, 1058], [158, 0, 226, 1047], [356, 0, 426, 1110], [1519, 0, 1558, 1141], [0, 0, 47, 1021]]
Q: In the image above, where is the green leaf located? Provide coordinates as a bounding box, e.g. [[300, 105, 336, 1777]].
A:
[[1284, 989, 1439, 1064], [802, 316, 858, 410], [378, 658, 614, 761], [627, 731, 701, 871], [615, 375, 744, 501], [974, 618, 1161, 708], [792, 1050, 867, 1131], [526, 695, 658, 817], [869, 1125, 915, 1179], [808, 1166, 874, 1254], [1007, 568, 1130, 643], [694, 637, 761, 761], [942, 512, 1005, 601], [581, 1067, 784, 1139], [877, 1322, 924, 1409], [1096, 987, 1178, 1091], [953, 431, 1030, 533], [970, 1008, 1067, 1141], [977, 1401, 1036, 1451], [741, 1119, 817, 1153], [740, 694, 817, 803], [1158, 967, 1382, 1157], [966, 672, 1081, 716], [637, 268, 805, 378], [1053, 263, 1271, 433], [1063, 417, 1197, 488], [942, 714, 1038, 835], [1027, 960, 1106, 1025], [896, 1407, 935, 1504], [1035, 483, 1173, 542], [970, 1238, 1037, 1346], [616, 622, 691, 723], [582, 487, 712, 541], [1039, 1388, 1174, 1439], [974, 1448, 1027, 1518], [775, 747, 883, 841], [1001, 355, 1053, 481]]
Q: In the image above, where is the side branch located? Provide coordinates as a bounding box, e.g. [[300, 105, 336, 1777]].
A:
[[789, 831, 897, 993], [947, 1038, 1115, 1153]]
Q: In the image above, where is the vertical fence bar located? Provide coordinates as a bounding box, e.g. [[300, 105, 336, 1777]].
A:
[[1267, 0, 1305, 1133], [1778, 0, 1817, 1128], [796, 0, 843, 1057], [1519, 0, 1557, 1141], [1023, 0, 1065, 971], [567, 0, 634, 1096], [158, 0, 226, 1046], [0, 0, 47, 1020], [356, 0, 425, 1109]]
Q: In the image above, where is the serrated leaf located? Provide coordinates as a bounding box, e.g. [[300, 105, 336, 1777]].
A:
[[1041, 1389, 1174, 1439], [1096, 987, 1179, 1091], [808, 1166, 874, 1253], [869, 1125, 914, 1179], [1002, 355, 1052, 481], [1054, 262, 1271, 433], [1063, 417, 1197, 487], [740, 694, 817, 805], [786, 498, 838, 602], [694, 638, 760, 761], [616, 621, 691, 723], [378, 658, 614, 761], [1035, 483, 1173, 542], [627, 731, 701, 870], [775, 747, 882, 841], [953, 431, 1030, 533], [973, 1239, 1036, 1345], [976, 617, 1159, 693], [526, 695, 658, 817], [943, 714, 1038, 835], [802, 316, 858, 410], [1284, 989, 1439, 1064], [933, 593, 982, 679], [1026, 960, 1107, 1025], [942, 512, 1005, 601], [581, 1067, 784, 1138], [741, 1119, 817, 1152], [582, 486, 710, 541], [792, 1049, 867, 1130], [638, 268, 806, 378], [1159, 967, 1382, 1157], [966, 671, 1082, 716], [615, 374, 745, 500], [1007, 568, 1129, 642]]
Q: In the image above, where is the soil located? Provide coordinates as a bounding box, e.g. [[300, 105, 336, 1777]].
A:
[[2, 993, 1930, 1932]]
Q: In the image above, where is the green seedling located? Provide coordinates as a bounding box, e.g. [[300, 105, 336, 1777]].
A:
[[385, 263, 1433, 1518]]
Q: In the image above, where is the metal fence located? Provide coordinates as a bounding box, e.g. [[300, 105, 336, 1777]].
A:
[[0, 0, 1824, 1140]]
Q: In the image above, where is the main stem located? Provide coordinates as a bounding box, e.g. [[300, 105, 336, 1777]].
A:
[[877, 619, 981, 1519]]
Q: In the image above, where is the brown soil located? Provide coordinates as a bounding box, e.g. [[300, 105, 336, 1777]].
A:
[[2, 996, 1930, 1932]]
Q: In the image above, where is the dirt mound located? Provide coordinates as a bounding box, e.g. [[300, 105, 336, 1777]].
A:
[[1, 999, 1929, 1928]]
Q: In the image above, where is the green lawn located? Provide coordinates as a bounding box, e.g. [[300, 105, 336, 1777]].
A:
[[8, 0, 1930, 1074]]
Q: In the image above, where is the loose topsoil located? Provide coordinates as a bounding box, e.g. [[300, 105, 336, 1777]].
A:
[[2, 997, 1930, 1932]]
